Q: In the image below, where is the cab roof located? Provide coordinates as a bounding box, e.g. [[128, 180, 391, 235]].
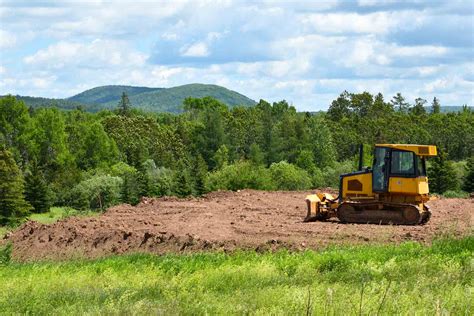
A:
[[375, 144, 437, 156]]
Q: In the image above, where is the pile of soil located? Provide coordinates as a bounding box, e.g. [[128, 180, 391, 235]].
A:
[[4, 190, 473, 261]]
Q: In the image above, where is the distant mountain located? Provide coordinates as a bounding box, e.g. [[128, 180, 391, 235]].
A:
[[100, 84, 256, 112], [68, 85, 161, 105], [437, 106, 472, 113], [7, 83, 256, 113], [11, 95, 90, 110]]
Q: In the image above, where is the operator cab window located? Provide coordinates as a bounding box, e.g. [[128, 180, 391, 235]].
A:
[[390, 150, 415, 176], [417, 156, 426, 176]]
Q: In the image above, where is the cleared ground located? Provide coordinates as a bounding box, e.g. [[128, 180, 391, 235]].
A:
[[5, 190, 473, 261]]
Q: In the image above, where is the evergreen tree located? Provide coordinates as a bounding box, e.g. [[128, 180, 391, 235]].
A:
[[249, 143, 264, 166], [213, 144, 229, 170], [411, 98, 427, 116], [462, 157, 474, 193], [390, 93, 410, 113], [428, 150, 458, 193], [0, 148, 31, 224], [295, 150, 316, 173], [327, 91, 351, 121], [431, 97, 441, 114], [174, 160, 193, 197], [118, 92, 132, 115], [24, 161, 51, 213], [193, 154, 208, 196]]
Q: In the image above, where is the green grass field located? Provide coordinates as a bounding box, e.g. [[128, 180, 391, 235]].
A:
[[0, 236, 472, 315], [0, 207, 97, 237]]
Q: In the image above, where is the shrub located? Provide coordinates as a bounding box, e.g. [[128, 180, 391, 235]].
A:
[[269, 161, 312, 190], [0, 242, 12, 265], [322, 160, 354, 188], [441, 190, 470, 198], [142, 159, 175, 197], [206, 160, 274, 191], [109, 161, 137, 178], [69, 175, 123, 210]]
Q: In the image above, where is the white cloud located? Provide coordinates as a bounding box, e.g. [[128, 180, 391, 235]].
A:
[[301, 11, 416, 35], [0, 29, 16, 48], [24, 40, 147, 69], [0, 1, 472, 108], [180, 42, 209, 57]]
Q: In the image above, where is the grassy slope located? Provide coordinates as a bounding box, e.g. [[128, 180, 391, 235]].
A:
[[0, 237, 472, 314]]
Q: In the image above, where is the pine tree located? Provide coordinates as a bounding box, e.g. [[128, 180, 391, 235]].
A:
[[462, 157, 474, 193], [213, 144, 229, 170], [24, 161, 51, 213], [411, 98, 427, 116], [174, 160, 193, 197], [428, 150, 458, 193], [0, 148, 31, 224], [431, 97, 441, 114], [193, 154, 208, 196], [390, 93, 410, 113], [249, 143, 264, 166], [118, 92, 131, 116]]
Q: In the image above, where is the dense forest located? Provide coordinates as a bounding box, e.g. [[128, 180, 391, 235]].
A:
[[1, 92, 473, 224]]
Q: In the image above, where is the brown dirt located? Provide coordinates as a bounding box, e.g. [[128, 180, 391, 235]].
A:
[[4, 190, 473, 262]]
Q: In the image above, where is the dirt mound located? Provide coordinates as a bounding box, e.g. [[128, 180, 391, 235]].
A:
[[5, 190, 473, 261]]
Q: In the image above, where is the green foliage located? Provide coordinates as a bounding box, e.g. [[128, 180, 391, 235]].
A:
[[0, 237, 471, 314], [249, 143, 264, 166], [0, 91, 472, 223], [269, 161, 312, 190], [441, 190, 470, 198], [206, 160, 274, 191], [0, 96, 33, 164], [24, 162, 52, 213], [0, 242, 12, 265], [109, 161, 137, 178], [431, 97, 441, 114], [29, 207, 96, 224], [66, 112, 119, 170], [322, 160, 354, 188], [31, 108, 73, 180], [0, 148, 31, 224], [142, 159, 175, 197], [192, 155, 208, 196], [390, 92, 410, 113], [174, 160, 193, 197], [102, 115, 184, 168], [428, 150, 459, 193], [411, 98, 427, 116], [117, 92, 132, 116], [213, 144, 229, 170], [69, 175, 123, 210], [66, 84, 256, 113], [462, 157, 474, 192]]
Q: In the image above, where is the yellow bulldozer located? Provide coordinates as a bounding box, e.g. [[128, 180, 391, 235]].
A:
[[305, 144, 437, 225]]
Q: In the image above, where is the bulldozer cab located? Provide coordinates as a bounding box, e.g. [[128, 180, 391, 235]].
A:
[[371, 144, 435, 193]]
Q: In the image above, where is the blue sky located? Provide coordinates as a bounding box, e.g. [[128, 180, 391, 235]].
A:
[[0, 0, 473, 111]]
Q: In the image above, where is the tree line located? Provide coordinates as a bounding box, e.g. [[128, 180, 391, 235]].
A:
[[0, 91, 473, 224]]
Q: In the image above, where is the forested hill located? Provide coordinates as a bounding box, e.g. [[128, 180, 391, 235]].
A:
[[9, 83, 257, 113]]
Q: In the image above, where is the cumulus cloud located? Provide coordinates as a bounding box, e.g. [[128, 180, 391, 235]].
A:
[[24, 39, 147, 69], [0, 29, 16, 48], [0, 0, 472, 109], [180, 42, 209, 57]]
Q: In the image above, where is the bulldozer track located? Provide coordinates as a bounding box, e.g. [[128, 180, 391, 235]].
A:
[[337, 201, 430, 225]]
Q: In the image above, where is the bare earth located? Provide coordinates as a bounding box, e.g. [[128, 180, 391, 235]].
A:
[[5, 190, 474, 261]]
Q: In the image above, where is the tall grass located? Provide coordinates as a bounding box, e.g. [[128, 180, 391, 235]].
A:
[[0, 236, 472, 315]]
